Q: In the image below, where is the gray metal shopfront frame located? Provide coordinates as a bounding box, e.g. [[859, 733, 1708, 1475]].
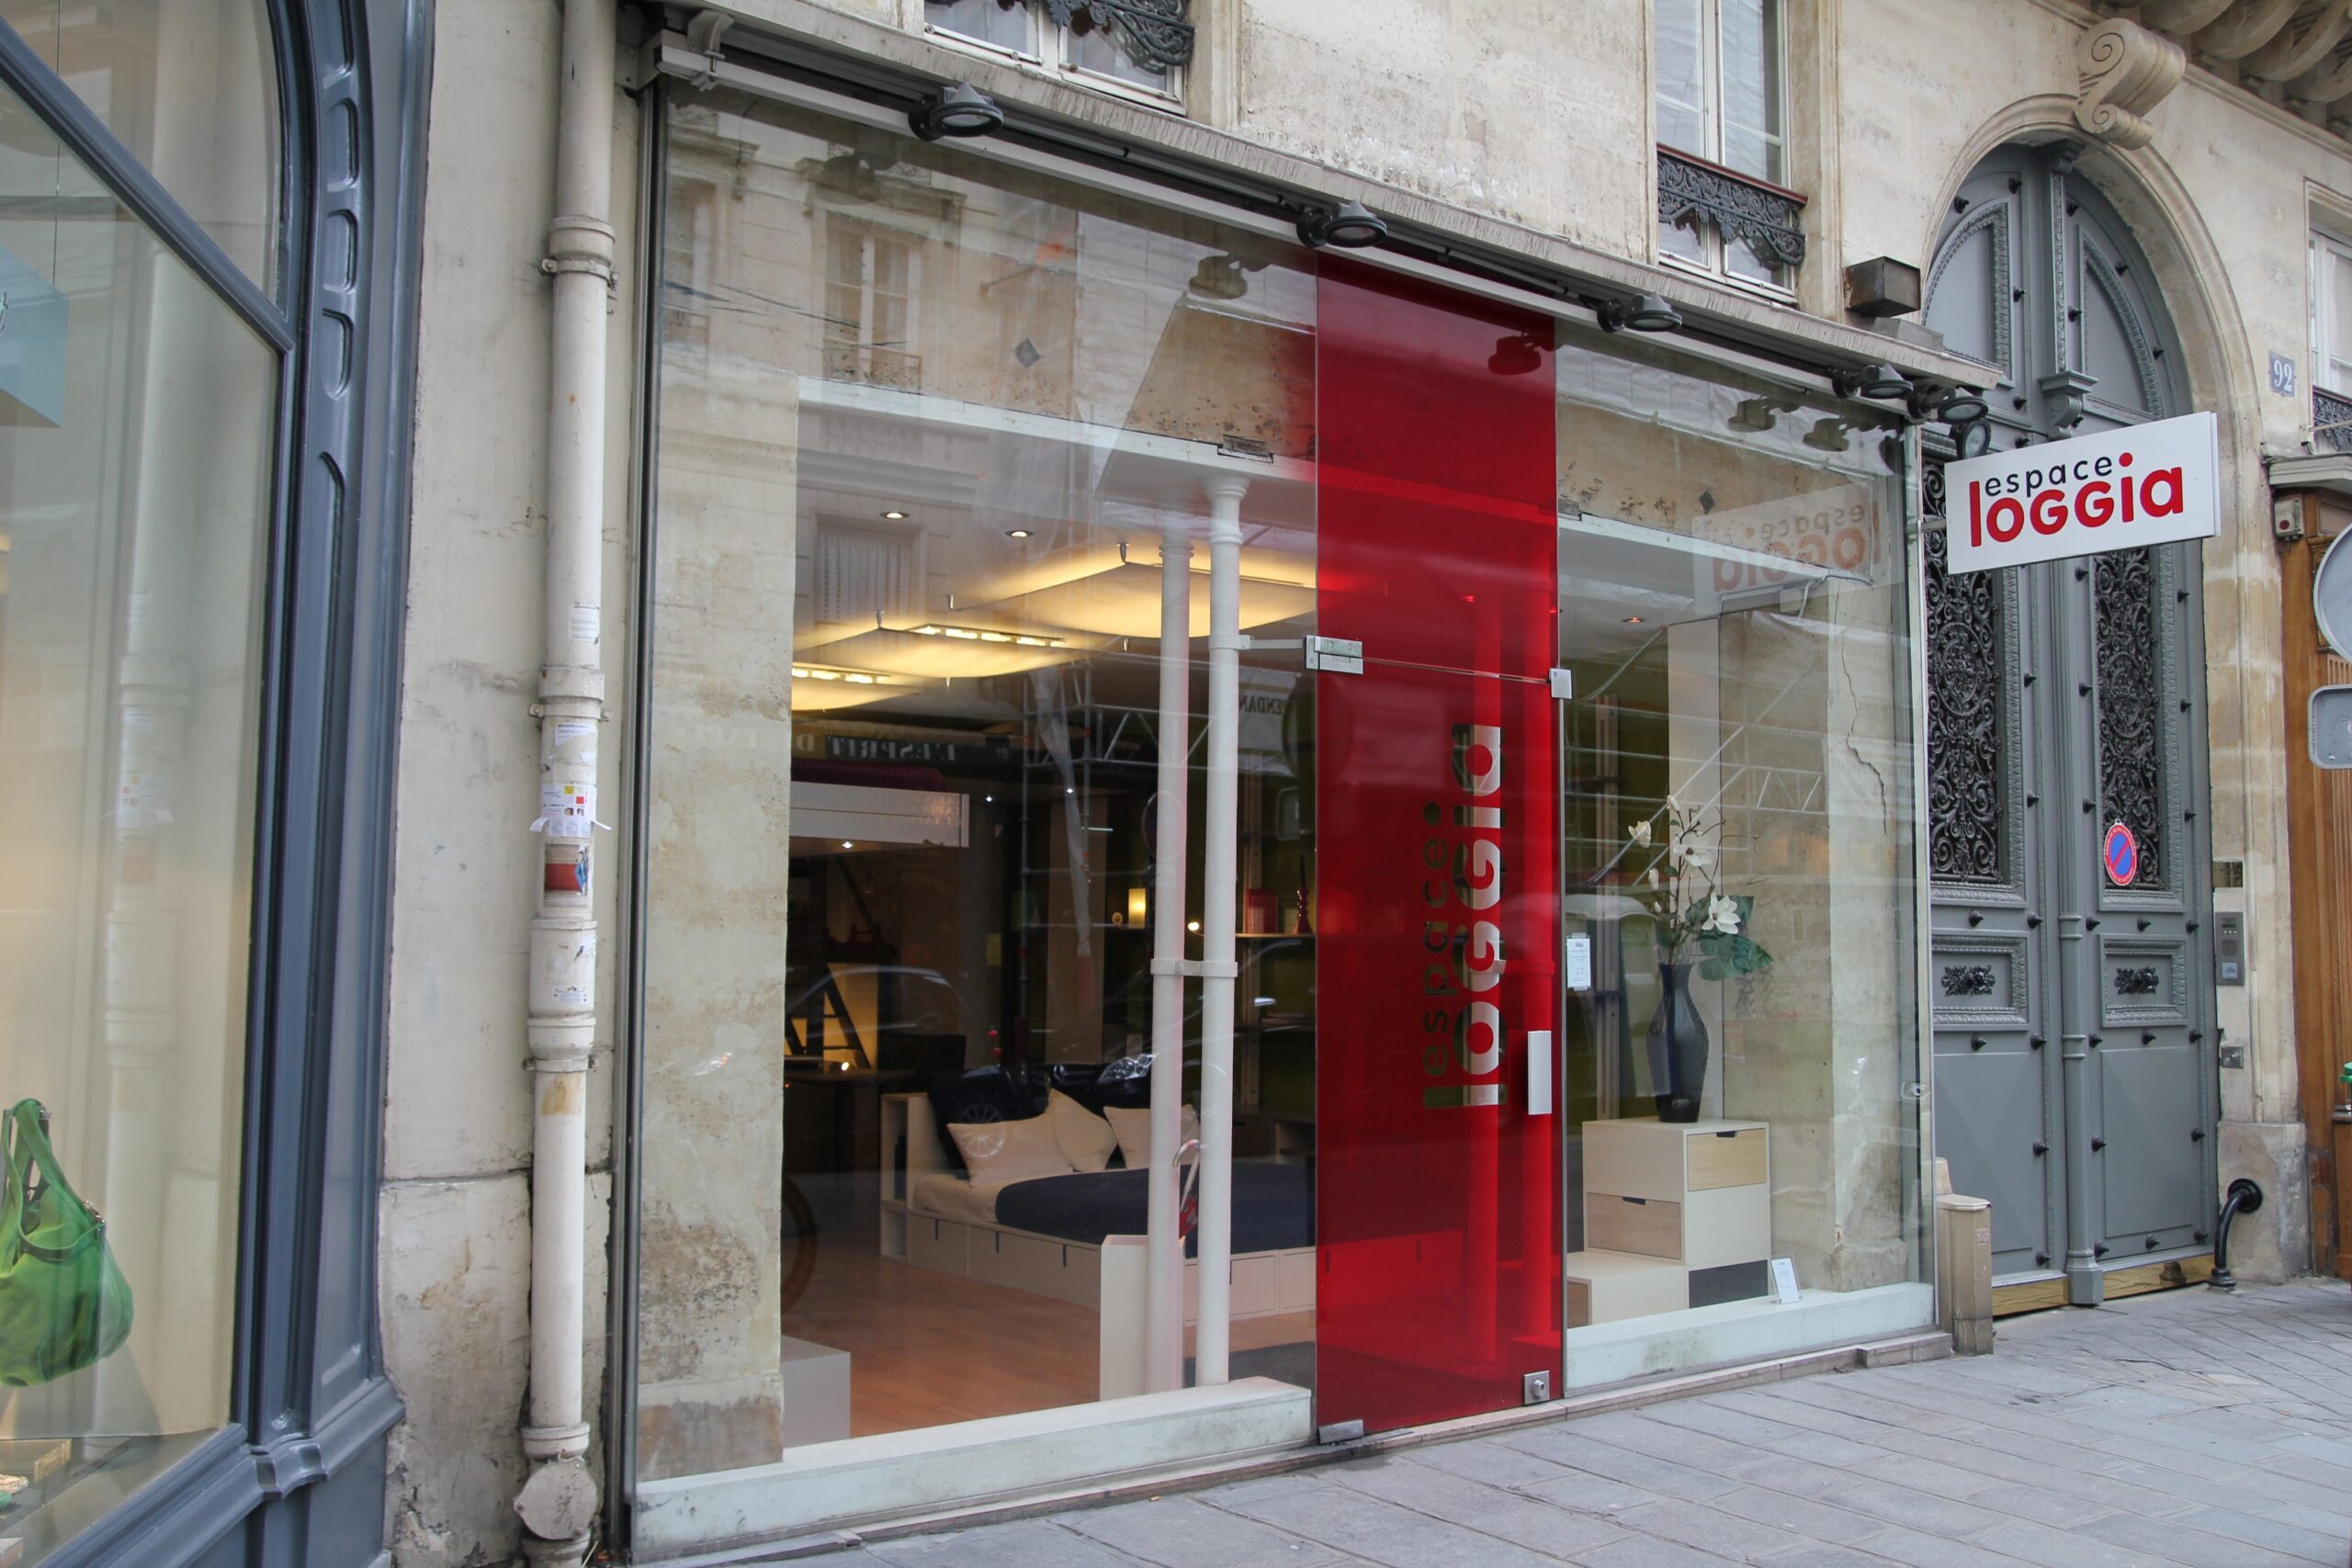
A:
[[0, 4, 424, 1565]]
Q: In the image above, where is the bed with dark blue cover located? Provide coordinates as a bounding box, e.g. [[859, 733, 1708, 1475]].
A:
[[991, 1161, 1314, 1254]]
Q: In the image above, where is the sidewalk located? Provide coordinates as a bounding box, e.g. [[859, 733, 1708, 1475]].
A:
[[797, 1277, 2352, 1566]]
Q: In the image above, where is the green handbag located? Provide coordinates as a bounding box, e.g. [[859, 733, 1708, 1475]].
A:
[[0, 1100, 131, 1387]]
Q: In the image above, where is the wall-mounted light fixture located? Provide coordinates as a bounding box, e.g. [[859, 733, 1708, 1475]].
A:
[[1488, 332, 1546, 376], [910, 82, 1004, 141], [1831, 363, 1913, 401], [1905, 383, 1990, 425], [1803, 416, 1857, 453], [1188, 254, 1251, 300], [1594, 293, 1682, 333], [1295, 199, 1387, 249]]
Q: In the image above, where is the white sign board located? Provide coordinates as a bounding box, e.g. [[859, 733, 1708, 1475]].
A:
[[1943, 411, 2219, 575]]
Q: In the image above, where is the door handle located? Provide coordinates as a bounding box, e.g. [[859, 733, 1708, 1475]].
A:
[[1528, 1031, 1554, 1116]]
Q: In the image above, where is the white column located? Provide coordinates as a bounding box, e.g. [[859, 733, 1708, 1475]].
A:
[[517, 3, 613, 1564], [1195, 474, 1249, 1385], [1144, 505, 1193, 1393]]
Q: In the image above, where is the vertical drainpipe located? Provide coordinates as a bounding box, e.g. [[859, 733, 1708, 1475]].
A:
[[1145, 506, 1193, 1392], [1195, 473, 1249, 1384], [515, 2, 613, 1563]]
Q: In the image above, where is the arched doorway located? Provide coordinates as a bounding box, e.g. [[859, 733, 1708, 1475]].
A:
[[1923, 142, 2217, 1306]]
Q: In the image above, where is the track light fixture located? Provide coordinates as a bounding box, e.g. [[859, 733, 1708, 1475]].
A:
[[1488, 332, 1546, 376], [1831, 362, 1913, 401], [1295, 199, 1387, 249], [1595, 294, 1682, 333], [910, 82, 1003, 141], [1905, 383, 1990, 426]]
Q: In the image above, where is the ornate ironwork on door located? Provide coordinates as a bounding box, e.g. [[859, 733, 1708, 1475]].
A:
[[1925, 528, 2007, 884], [2094, 547, 2166, 887]]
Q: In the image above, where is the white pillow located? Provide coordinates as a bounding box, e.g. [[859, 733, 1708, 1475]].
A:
[[1103, 1103, 1200, 1171], [947, 1114, 1073, 1186], [1046, 1089, 1119, 1174]]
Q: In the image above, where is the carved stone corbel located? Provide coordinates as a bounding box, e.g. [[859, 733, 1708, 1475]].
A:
[[2075, 18, 2188, 150]]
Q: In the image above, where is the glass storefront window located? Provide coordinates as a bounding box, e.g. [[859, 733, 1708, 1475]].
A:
[[1552, 330, 1925, 1383], [639, 90, 1318, 1482], [0, 69, 277, 1564], [635, 78, 1928, 1544], [0, 1, 282, 288]]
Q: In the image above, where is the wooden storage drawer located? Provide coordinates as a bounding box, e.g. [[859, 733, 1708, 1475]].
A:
[[1683, 1184, 1771, 1269], [1687, 1127, 1768, 1190], [1588, 1192, 1682, 1258], [907, 1215, 967, 1273], [1565, 1249, 1687, 1327]]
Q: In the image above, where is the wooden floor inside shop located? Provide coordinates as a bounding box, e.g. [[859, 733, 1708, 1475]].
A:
[[782, 1227, 1314, 1439]]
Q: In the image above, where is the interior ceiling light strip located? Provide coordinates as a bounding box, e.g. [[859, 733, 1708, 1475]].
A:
[[792, 663, 910, 684], [906, 623, 1064, 647]]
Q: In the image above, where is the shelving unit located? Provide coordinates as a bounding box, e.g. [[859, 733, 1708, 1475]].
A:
[[1566, 1117, 1773, 1327]]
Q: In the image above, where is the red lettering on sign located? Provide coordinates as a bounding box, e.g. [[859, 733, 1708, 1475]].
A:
[[2030, 489, 2067, 535], [2142, 468, 2183, 518], [2077, 479, 2113, 526]]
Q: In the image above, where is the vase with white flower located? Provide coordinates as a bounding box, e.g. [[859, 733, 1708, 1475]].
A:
[[1623, 798, 1774, 1122]]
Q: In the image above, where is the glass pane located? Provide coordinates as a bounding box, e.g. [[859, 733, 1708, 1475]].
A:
[[0, 72, 276, 1563], [1724, 227, 1790, 289], [1659, 215, 1707, 265], [1065, 14, 1175, 94], [1720, 0, 1783, 183], [2330, 252, 2352, 370], [0, 0, 281, 289], [643, 90, 1319, 1479], [925, 0, 1036, 55], [1313, 265, 1561, 1434], [1654, 0, 1707, 155], [1552, 331, 1923, 1384]]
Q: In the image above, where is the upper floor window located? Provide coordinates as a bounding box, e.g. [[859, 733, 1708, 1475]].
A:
[[2314, 230, 2352, 397], [925, 0, 1193, 102], [1654, 0, 1797, 289]]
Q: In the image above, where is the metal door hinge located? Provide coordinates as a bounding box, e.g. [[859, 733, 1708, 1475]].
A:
[[1306, 636, 1363, 674], [1317, 1418, 1365, 1445], [1522, 1371, 1553, 1405]]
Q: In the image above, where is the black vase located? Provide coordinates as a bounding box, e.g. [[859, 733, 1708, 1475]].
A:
[[1645, 959, 1709, 1123]]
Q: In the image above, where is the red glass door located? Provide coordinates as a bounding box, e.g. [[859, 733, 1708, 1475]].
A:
[[1314, 261, 1562, 1432]]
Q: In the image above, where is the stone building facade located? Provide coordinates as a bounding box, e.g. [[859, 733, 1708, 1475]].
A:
[[370, 2, 2342, 1565]]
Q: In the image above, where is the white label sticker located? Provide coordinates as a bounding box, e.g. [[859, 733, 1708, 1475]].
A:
[[569, 603, 600, 646], [549, 718, 597, 770], [540, 781, 595, 839], [1565, 934, 1593, 993]]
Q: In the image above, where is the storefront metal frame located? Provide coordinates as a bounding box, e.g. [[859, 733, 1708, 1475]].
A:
[[610, 33, 1943, 1559], [0, 5, 424, 1565]]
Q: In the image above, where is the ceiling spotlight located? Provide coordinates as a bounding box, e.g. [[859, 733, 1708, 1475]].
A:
[[1188, 253, 1250, 301], [1596, 294, 1682, 333], [1624, 615, 1645, 625], [841, 840, 854, 850], [1831, 362, 1913, 401], [910, 82, 1003, 141], [1488, 332, 1545, 376], [882, 508, 908, 520], [1296, 199, 1387, 250], [1007, 528, 1032, 538], [1906, 383, 1990, 425]]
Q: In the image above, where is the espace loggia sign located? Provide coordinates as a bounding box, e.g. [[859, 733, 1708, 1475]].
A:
[[1945, 411, 2219, 575]]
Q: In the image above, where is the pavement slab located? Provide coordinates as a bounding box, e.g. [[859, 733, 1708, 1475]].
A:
[[790, 1277, 2352, 1567]]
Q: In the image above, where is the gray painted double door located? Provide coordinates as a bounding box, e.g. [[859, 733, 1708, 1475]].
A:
[[1923, 145, 2216, 1298]]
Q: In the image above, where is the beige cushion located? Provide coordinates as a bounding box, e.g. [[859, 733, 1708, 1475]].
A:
[[1046, 1089, 1119, 1174], [947, 1113, 1072, 1186], [1104, 1103, 1200, 1171]]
